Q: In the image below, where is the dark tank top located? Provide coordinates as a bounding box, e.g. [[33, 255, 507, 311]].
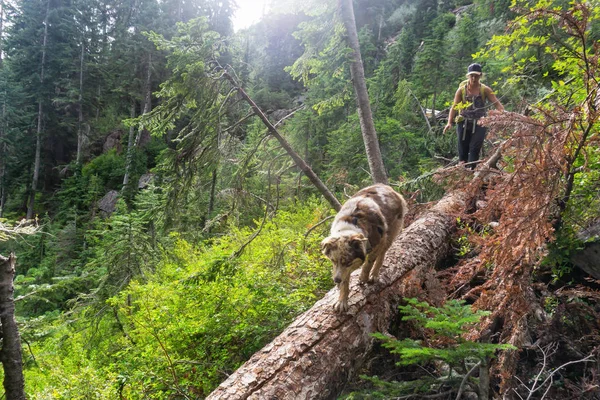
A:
[[461, 89, 487, 120]]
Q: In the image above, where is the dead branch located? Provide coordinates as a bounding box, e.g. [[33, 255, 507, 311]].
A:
[[512, 343, 596, 400], [220, 68, 342, 212]]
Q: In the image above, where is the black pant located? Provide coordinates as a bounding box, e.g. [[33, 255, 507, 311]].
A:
[[457, 120, 486, 169]]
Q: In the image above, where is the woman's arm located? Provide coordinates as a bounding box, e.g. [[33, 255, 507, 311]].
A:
[[443, 88, 464, 133], [486, 87, 504, 111]]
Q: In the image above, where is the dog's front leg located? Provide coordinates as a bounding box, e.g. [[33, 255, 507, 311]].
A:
[[334, 279, 350, 313], [359, 256, 374, 283], [359, 255, 376, 283], [369, 254, 385, 282]]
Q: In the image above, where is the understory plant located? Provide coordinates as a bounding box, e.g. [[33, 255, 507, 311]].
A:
[[343, 298, 515, 399]]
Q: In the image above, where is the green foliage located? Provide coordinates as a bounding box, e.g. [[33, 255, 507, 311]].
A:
[[390, 299, 513, 363], [251, 88, 294, 111], [5, 0, 599, 397], [81, 150, 126, 191], [23, 199, 332, 398], [343, 298, 515, 398], [377, 117, 430, 179]]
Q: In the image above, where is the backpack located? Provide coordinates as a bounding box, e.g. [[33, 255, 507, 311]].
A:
[[454, 80, 490, 123], [459, 80, 489, 103]]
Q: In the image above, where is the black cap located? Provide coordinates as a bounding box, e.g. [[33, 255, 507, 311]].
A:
[[467, 63, 483, 75]]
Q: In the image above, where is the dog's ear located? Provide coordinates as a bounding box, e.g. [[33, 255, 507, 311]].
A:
[[321, 237, 338, 256]]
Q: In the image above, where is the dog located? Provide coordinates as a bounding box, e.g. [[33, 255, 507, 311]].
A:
[[321, 184, 407, 313]]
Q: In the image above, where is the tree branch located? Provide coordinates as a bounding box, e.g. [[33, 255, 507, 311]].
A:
[[220, 68, 342, 211]]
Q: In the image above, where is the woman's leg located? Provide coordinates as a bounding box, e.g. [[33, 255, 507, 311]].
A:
[[467, 124, 487, 168], [456, 123, 470, 163]]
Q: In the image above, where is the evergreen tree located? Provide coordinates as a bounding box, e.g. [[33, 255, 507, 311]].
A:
[[412, 13, 454, 116]]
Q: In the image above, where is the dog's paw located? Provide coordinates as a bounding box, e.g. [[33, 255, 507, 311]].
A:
[[333, 299, 349, 313], [359, 273, 370, 284]]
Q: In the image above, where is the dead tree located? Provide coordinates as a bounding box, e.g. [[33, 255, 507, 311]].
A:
[[339, 0, 388, 184], [0, 253, 26, 400], [206, 190, 469, 399]]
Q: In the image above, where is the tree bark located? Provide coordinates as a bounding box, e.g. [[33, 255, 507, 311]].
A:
[[123, 52, 152, 191], [222, 71, 342, 212], [0, 139, 5, 218], [208, 168, 217, 217], [77, 38, 85, 165], [136, 52, 152, 147], [122, 98, 137, 190], [27, 0, 50, 220], [0, 2, 5, 217], [206, 190, 468, 400], [339, 0, 388, 185], [0, 253, 26, 400]]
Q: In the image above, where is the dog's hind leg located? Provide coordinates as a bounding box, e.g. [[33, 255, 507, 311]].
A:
[[369, 253, 385, 281], [370, 239, 394, 281]]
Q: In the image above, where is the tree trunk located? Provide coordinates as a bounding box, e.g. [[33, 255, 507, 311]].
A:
[[206, 190, 469, 399], [207, 168, 217, 218], [339, 0, 388, 185], [431, 90, 438, 126], [123, 52, 152, 191], [0, 3, 5, 217], [0, 99, 5, 217], [27, 0, 50, 220], [135, 52, 152, 147], [122, 98, 136, 190], [0, 253, 26, 400], [222, 71, 342, 212], [77, 38, 85, 165], [0, 138, 5, 217]]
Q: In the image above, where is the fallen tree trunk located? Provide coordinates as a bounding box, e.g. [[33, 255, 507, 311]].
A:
[[0, 253, 26, 400], [206, 190, 469, 400]]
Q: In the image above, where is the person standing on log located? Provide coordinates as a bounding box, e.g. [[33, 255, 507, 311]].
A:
[[443, 63, 504, 169]]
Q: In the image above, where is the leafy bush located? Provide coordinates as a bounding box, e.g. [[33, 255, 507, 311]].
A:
[[81, 149, 126, 190]]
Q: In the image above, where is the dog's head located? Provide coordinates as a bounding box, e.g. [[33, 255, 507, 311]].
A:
[[321, 233, 368, 285]]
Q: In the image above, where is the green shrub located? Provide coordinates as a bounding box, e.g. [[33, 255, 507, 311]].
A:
[[343, 298, 515, 399]]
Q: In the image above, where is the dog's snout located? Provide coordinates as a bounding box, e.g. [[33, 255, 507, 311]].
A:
[[334, 276, 342, 284]]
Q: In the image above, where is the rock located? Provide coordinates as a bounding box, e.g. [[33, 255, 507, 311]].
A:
[[138, 173, 155, 189], [98, 190, 119, 216], [103, 130, 123, 153], [571, 218, 600, 279]]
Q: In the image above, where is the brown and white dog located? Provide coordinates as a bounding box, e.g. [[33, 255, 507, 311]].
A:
[[321, 184, 407, 313]]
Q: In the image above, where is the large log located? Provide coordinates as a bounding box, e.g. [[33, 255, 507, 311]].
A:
[[206, 191, 468, 400]]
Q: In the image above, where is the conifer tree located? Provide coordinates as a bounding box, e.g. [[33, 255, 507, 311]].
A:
[[27, 0, 49, 220]]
